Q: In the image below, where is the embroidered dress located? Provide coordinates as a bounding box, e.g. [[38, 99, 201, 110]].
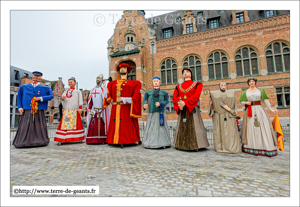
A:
[[54, 88, 85, 143], [240, 89, 278, 157]]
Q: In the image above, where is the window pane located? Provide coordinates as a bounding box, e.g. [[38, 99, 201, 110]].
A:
[[221, 52, 226, 57], [10, 95, 14, 105], [190, 66, 195, 80], [236, 60, 243, 76], [222, 57, 227, 61], [250, 48, 255, 52], [222, 62, 228, 78], [161, 71, 166, 84], [183, 62, 188, 67], [266, 56, 274, 73], [276, 88, 282, 93], [284, 54, 290, 71], [167, 70, 171, 83], [235, 55, 241, 60], [277, 94, 283, 107], [251, 53, 257, 57], [166, 59, 171, 68], [198, 12, 203, 17], [195, 60, 201, 65], [282, 43, 288, 47], [251, 58, 258, 75], [274, 43, 280, 54], [184, 57, 188, 62], [284, 87, 290, 92], [267, 45, 272, 50], [209, 54, 213, 58], [172, 69, 177, 83], [242, 48, 249, 58], [171, 101, 175, 112], [215, 64, 221, 79], [285, 94, 290, 106], [236, 49, 241, 54], [266, 51, 272, 55], [244, 60, 250, 76], [208, 59, 213, 63], [172, 64, 177, 68], [172, 60, 176, 64], [208, 64, 214, 79], [283, 48, 289, 53], [195, 56, 200, 61], [196, 66, 201, 80], [275, 55, 283, 72], [189, 56, 194, 66], [214, 52, 220, 62], [166, 101, 170, 112]]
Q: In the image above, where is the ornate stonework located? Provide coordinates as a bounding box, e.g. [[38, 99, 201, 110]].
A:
[[202, 76, 209, 82], [230, 73, 237, 79]]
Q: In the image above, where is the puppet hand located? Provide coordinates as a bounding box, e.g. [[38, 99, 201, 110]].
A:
[[35, 97, 41, 101], [61, 96, 66, 100], [19, 108, 24, 115], [155, 102, 160, 107], [245, 101, 252, 105], [117, 97, 122, 102], [143, 104, 148, 109], [78, 109, 82, 114], [271, 109, 278, 113], [178, 101, 185, 108]]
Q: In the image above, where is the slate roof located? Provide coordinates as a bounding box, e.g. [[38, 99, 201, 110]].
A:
[[145, 10, 290, 40]]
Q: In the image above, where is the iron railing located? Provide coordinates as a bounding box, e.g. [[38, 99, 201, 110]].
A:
[[10, 125, 290, 145]]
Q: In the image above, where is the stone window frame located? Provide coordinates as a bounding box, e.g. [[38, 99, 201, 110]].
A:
[[235, 46, 259, 77], [264, 10, 276, 18], [163, 28, 172, 38], [209, 18, 219, 29], [275, 85, 290, 109], [236, 12, 245, 24], [182, 55, 202, 81], [186, 24, 193, 34], [127, 69, 136, 80], [160, 58, 178, 85], [207, 51, 229, 80], [165, 95, 175, 113], [265, 42, 290, 73]]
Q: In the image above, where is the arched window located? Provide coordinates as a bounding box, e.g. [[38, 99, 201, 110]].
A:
[[127, 37, 129, 42], [266, 42, 290, 73], [207, 52, 228, 80], [235, 47, 259, 77], [127, 69, 136, 80], [161, 59, 177, 84], [131, 37, 133, 42], [182, 55, 202, 81]]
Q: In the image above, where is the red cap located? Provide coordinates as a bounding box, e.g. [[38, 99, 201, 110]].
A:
[[116, 63, 132, 73]]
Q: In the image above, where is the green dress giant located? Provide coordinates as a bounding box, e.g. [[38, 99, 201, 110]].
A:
[[143, 89, 171, 148]]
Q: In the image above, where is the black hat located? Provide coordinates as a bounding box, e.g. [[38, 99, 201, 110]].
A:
[[32, 71, 43, 76]]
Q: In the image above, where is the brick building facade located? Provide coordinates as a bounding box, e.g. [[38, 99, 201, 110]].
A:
[[107, 10, 290, 127]]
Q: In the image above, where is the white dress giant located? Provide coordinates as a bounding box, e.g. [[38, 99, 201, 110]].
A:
[[240, 90, 277, 157]]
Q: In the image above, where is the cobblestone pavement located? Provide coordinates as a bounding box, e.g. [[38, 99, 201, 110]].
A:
[[10, 138, 290, 197]]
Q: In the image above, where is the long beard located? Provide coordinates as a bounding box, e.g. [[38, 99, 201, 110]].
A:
[[220, 88, 226, 92]]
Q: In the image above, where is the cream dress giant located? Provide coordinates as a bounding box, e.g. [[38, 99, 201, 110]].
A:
[[240, 90, 277, 157]]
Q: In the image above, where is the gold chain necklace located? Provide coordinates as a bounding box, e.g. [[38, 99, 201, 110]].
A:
[[179, 81, 197, 99]]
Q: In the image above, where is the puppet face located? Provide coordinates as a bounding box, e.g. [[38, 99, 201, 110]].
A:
[[119, 67, 128, 75], [153, 79, 160, 87], [32, 74, 42, 82], [68, 80, 76, 88], [183, 70, 191, 79], [248, 79, 256, 87], [219, 82, 227, 92]]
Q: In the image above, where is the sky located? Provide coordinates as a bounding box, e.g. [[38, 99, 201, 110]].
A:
[[11, 10, 171, 90]]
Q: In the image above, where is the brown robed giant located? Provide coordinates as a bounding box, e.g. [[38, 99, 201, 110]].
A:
[[208, 90, 242, 153]]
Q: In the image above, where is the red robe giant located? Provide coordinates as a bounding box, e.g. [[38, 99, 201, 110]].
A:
[[105, 79, 142, 145], [172, 80, 209, 151]]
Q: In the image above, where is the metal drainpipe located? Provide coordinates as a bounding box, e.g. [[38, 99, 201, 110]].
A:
[[151, 42, 155, 78]]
